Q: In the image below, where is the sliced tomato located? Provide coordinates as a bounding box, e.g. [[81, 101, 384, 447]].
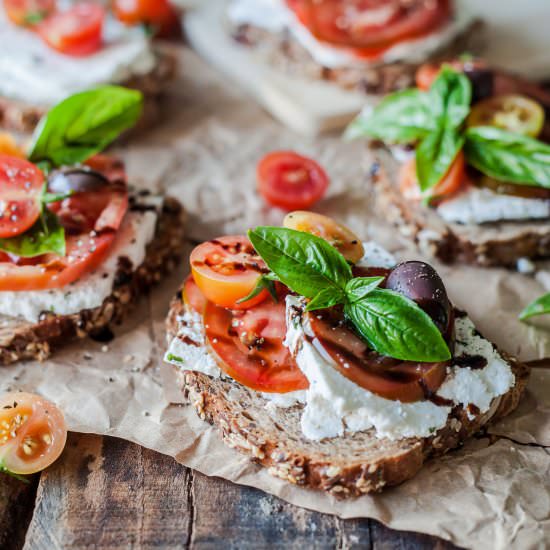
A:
[[204, 293, 309, 393], [257, 151, 329, 211], [308, 310, 447, 402], [112, 0, 180, 38], [0, 154, 44, 239], [190, 236, 270, 310], [0, 392, 67, 475], [3, 0, 56, 27], [38, 2, 104, 56], [399, 150, 466, 204], [415, 58, 486, 91], [286, 0, 451, 55], [182, 276, 207, 314]]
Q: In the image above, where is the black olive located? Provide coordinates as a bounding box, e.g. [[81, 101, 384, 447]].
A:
[[48, 167, 110, 194], [463, 65, 494, 104], [386, 261, 452, 338]]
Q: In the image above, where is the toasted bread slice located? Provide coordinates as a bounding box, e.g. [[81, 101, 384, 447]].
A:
[[166, 296, 529, 497], [229, 19, 483, 95], [0, 49, 176, 134], [0, 196, 185, 365], [372, 149, 550, 267]]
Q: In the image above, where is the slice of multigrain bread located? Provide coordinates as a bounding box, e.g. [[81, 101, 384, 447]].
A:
[[0, 196, 185, 365], [0, 49, 176, 134], [166, 296, 529, 497], [371, 149, 550, 267]]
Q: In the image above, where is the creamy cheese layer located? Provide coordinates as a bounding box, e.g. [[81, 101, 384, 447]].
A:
[[437, 186, 550, 225], [228, 0, 473, 69], [0, 11, 155, 105], [0, 210, 157, 322], [165, 242, 515, 441]]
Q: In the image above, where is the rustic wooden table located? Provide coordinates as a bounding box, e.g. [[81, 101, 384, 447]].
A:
[[1, 433, 458, 550]]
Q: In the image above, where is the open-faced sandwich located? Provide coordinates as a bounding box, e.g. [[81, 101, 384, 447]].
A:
[[0, 85, 185, 364], [164, 211, 528, 496], [347, 60, 550, 267], [227, 0, 480, 95], [0, 0, 179, 133]]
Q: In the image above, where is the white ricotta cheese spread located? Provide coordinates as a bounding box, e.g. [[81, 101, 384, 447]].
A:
[[0, 209, 157, 322], [0, 11, 156, 105], [164, 242, 516, 441], [436, 186, 549, 225], [228, 0, 473, 69]]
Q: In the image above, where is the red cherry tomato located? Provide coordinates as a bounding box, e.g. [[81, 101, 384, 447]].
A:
[[286, 0, 451, 56], [112, 0, 180, 38], [203, 284, 309, 393], [257, 151, 329, 211], [3, 0, 56, 27], [0, 154, 44, 239], [38, 2, 104, 57], [190, 236, 269, 310], [415, 59, 486, 91]]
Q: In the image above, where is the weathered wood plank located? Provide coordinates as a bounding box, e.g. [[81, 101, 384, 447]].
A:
[[369, 520, 459, 550], [24, 434, 192, 550], [0, 472, 38, 550]]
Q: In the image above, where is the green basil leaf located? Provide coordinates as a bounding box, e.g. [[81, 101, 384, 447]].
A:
[[429, 66, 472, 128], [0, 209, 65, 258], [519, 293, 550, 321], [236, 274, 278, 304], [464, 126, 550, 187], [345, 276, 385, 303], [305, 287, 346, 312], [248, 227, 352, 298], [416, 126, 464, 191], [344, 288, 451, 362], [28, 85, 143, 168], [345, 89, 435, 144]]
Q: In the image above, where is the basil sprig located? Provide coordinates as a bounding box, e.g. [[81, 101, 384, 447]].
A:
[[28, 85, 143, 169], [248, 227, 451, 363], [519, 293, 550, 321], [347, 66, 550, 192]]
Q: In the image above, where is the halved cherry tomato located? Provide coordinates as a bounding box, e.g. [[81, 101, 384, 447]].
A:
[[415, 59, 486, 91], [466, 94, 545, 138], [38, 2, 104, 57], [283, 211, 364, 264], [3, 0, 56, 27], [204, 288, 309, 393], [257, 151, 329, 211], [183, 275, 207, 314], [0, 133, 25, 158], [399, 150, 467, 204], [190, 236, 269, 310], [287, 0, 451, 56], [0, 392, 67, 475], [308, 309, 447, 402], [0, 154, 44, 239], [112, 0, 180, 38]]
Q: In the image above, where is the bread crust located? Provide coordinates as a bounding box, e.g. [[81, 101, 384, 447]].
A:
[[0, 49, 176, 134], [0, 196, 185, 365], [166, 297, 529, 497], [372, 149, 550, 267]]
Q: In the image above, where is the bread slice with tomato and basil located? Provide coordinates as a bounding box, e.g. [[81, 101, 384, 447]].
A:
[[0, 86, 185, 365], [227, 0, 481, 95], [164, 212, 528, 496], [347, 60, 550, 268], [0, 3, 176, 133]]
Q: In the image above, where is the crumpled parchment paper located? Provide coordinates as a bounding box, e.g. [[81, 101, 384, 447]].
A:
[[1, 47, 549, 550]]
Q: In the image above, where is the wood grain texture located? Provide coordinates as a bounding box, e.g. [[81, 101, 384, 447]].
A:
[[19, 434, 458, 550]]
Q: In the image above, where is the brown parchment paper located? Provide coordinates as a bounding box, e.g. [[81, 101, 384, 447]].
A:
[[1, 47, 550, 550]]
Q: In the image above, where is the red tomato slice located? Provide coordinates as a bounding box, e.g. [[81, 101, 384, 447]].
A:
[[308, 309, 447, 402], [3, 0, 56, 27], [0, 392, 67, 475], [113, 0, 180, 38], [203, 289, 309, 394], [182, 276, 207, 314], [38, 2, 104, 56], [0, 154, 44, 239], [257, 151, 329, 211], [415, 59, 487, 91], [286, 0, 451, 53], [190, 236, 270, 310]]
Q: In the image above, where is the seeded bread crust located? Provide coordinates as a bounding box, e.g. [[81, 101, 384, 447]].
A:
[[0, 49, 176, 134], [0, 196, 185, 365], [166, 297, 529, 497], [229, 19, 483, 95], [372, 149, 550, 267]]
